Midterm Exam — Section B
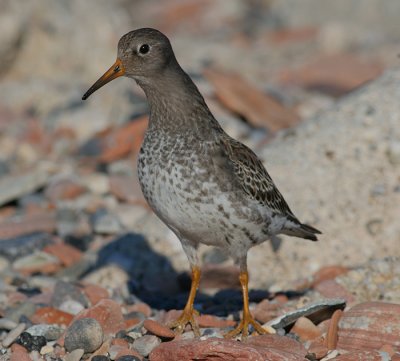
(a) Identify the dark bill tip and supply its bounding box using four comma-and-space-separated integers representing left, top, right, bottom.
81, 58, 125, 101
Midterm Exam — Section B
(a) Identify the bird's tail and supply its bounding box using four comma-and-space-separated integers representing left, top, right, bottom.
282, 222, 322, 241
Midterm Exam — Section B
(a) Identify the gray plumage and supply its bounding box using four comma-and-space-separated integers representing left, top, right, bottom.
82, 28, 321, 336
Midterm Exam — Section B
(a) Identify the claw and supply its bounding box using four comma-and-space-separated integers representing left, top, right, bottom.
224, 313, 274, 339
168, 309, 200, 337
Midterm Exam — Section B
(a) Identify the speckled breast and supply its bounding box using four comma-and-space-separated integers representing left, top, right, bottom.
137, 132, 267, 249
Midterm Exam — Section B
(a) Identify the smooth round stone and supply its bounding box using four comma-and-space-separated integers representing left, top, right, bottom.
64, 318, 103, 353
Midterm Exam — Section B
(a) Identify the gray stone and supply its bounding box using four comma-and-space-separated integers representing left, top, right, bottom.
265, 298, 346, 330
2, 323, 26, 348
0, 318, 18, 331
12, 251, 59, 272
65, 348, 84, 361
0, 166, 50, 207
26, 324, 64, 341
0, 233, 54, 261
64, 318, 103, 353
51, 280, 88, 309
132, 335, 161, 357
4, 302, 36, 323
91, 209, 122, 235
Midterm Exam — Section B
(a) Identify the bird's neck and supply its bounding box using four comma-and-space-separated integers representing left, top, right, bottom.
135, 65, 222, 135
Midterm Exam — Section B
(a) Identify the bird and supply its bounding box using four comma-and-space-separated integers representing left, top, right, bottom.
82, 28, 321, 339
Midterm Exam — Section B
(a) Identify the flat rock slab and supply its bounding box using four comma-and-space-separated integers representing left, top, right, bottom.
149, 337, 307, 361
338, 302, 400, 352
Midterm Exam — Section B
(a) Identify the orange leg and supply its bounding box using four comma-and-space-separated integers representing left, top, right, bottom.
224, 270, 274, 339
168, 266, 201, 336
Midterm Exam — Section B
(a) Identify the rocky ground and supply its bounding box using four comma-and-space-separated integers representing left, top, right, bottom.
0, 0, 399, 360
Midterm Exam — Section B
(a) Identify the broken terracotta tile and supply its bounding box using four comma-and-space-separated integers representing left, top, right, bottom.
0, 212, 56, 239
312, 265, 349, 286
43, 242, 83, 267
70, 299, 126, 335
314, 280, 355, 304
109, 174, 145, 204
279, 54, 383, 97
290, 316, 321, 342
45, 179, 87, 202
31, 306, 74, 326
326, 309, 342, 350
266, 26, 318, 45
98, 116, 148, 163
196, 314, 236, 328
204, 68, 300, 131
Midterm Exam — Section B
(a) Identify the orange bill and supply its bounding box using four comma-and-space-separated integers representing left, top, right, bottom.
82, 58, 125, 100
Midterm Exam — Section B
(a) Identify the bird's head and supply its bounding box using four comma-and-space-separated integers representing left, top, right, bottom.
82, 28, 175, 100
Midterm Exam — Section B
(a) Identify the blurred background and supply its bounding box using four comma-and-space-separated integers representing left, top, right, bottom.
0, 0, 399, 297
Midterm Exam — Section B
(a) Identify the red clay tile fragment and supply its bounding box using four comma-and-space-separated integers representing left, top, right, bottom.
280, 54, 383, 97
43, 242, 83, 267
71, 299, 125, 335
314, 280, 354, 304
326, 309, 342, 350
312, 265, 349, 286
291, 317, 321, 342
45, 179, 86, 202
204, 68, 299, 131
308, 338, 329, 359
253, 299, 287, 324
0, 212, 56, 239
125, 302, 152, 318
31, 306, 74, 326
196, 314, 236, 328
143, 319, 175, 339
81, 283, 109, 306
97, 116, 148, 163
10, 343, 31, 361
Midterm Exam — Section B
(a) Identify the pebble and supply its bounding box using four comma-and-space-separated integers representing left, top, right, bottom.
92, 356, 111, 361
0, 318, 18, 330
40, 344, 54, 355
26, 324, 64, 341
0, 232, 54, 261
59, 299, 86, 315
51, 280, 88, 309
64, 318, 104, 353
92, 356, 110, 361
2, 322, 26, 348
16, 332, 47, 352
133, 334, 161, 357
65, 348, 85, 361
116, 356, 141, 361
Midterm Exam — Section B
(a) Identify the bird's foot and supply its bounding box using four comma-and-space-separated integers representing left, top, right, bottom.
168, 308, 200, 337
224, 313, 275, 340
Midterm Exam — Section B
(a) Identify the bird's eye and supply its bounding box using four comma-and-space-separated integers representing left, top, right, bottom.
139, 44, 150, 54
